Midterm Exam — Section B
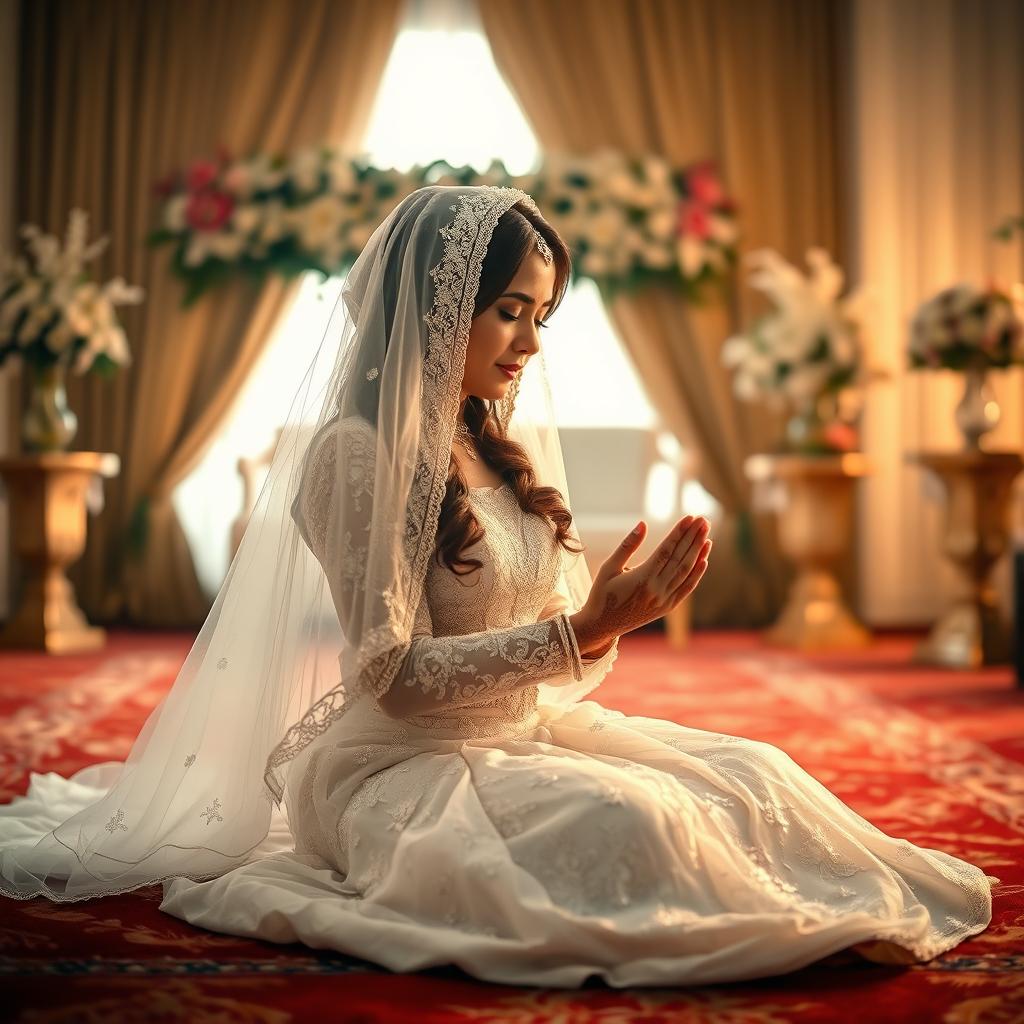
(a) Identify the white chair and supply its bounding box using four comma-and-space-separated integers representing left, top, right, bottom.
232, 424, 695, 645
558, 426, 692, 647
230, 423, 319, 560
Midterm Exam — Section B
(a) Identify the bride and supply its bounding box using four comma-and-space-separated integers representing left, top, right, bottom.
0, 185, 995, 987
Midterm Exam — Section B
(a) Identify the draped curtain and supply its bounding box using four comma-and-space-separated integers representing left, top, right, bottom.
15, 0, 404, 625
477, 0, 846, 626
842, 0, 1024, 626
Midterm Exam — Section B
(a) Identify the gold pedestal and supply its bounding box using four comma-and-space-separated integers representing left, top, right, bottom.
745, 453, 872, 651
907, 450, 1023, 668
0, 451, 120, 653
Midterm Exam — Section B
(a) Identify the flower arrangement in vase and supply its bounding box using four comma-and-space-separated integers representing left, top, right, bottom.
0, 209, 143, 451
721, 247, 885, 455
908, 281, 1024, 450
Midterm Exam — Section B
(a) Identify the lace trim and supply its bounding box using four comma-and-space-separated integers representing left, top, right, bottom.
382, 616, 577, 719
0, 821, 272, 904
263, 187, 535, 804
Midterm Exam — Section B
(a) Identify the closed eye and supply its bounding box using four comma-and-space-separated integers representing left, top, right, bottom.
500, 310, 550, 328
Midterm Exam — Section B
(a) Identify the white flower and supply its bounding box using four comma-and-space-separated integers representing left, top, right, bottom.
249, 154, 288, 192
19, 224, 61, 278
723, 246, 867, 406
721, 334, 750, 369
627, 182, 660, 209
734, 371, 761, 400
0, 208, 141, 372
258, 200, 291, 244
1, 278, 43, 330
230, 204, 262, 236
586, 206, 627, 248
184, 234, 211, 266
65, 282, 108, 335
642, 243, 674, 269
708, 213, 738, 246
163, 195, 188, 232
289, 146, 324, 193
677, 234, 706, 277
642, 155, 672, 188
581, 249, 610, 276
104, 275, 144, 306
804, 247, 844, 304
784, 364, 830, 401
71, 322, 130, 374
296, 194, 346, 254
206, 232, 246, 261
223, 162, 257, 198
646, 206, 677, 242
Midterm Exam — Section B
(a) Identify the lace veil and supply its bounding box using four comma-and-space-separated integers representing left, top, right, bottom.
0, 184, 613, 902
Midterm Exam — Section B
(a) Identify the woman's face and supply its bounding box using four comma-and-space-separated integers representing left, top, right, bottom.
461, 249, 556, 403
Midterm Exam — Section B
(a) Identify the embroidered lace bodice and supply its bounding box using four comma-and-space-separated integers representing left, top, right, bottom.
291, 416, 617, 732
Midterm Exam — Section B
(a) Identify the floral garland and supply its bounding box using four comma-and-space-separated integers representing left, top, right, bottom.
147, 147, 739, 306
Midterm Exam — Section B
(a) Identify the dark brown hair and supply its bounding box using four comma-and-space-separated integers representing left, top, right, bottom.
435, 201, 586, 575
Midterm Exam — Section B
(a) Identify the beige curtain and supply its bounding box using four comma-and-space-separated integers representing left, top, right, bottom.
16, 0, 404, 625
477, 0, 846, 626
842, 0, 1024, 627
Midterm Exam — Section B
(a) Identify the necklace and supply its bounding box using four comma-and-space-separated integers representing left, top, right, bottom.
455, 420, 478, 461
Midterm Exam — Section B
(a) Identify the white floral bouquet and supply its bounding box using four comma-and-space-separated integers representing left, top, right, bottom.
148, 146, 739, 306
722, 248, 871, 406
721, 247, 883, 453
908, 281, 1024, 371
0, 208, 144, 375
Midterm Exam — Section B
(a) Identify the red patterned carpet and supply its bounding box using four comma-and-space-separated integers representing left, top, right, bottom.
1, 628, 1022, 1023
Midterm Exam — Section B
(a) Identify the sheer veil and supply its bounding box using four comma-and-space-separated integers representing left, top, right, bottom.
0, 184, 615, 902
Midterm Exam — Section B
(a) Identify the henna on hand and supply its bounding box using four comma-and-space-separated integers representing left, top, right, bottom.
574, 517, 711, 652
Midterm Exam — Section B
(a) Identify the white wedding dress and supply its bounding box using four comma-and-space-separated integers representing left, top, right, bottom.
158, 479, 997, 987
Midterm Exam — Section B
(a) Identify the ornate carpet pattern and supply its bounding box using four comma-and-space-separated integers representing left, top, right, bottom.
1, 630, 1021, 1023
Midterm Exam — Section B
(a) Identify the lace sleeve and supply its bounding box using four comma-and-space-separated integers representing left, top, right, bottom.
290, 415, 383, 682
537, 590, 619, 668
290, 416, 588, 710
375, 586, 584, 718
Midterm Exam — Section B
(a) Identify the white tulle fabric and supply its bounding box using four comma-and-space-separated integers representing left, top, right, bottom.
0, 185, 607, 904
0, 184, 995, 987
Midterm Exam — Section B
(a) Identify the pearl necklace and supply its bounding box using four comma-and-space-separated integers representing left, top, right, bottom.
455, 420, 478, 461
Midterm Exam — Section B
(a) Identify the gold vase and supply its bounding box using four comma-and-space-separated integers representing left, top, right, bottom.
954, 364, 1000, 451
22, 362, 78, 452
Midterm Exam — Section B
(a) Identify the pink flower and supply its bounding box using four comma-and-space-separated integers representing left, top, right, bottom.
823, 422, 858, 452
677, 198, 712, 241
152, 172, 180, 199
686, 161, 725, 207
185, 189, 235, 231
187, 160, 220, 193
